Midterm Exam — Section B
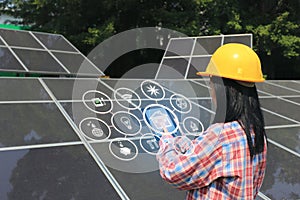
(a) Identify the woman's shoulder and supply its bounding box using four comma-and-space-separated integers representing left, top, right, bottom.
205, 121, 243, 138
196, 121, 244, 148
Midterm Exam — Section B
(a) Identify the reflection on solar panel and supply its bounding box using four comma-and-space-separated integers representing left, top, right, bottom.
155, 34, 252, 79
0, 28, 104, 76
0, 77, 299, 200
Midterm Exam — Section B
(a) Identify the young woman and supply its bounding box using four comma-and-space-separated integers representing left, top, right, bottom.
157, 43, 267, 199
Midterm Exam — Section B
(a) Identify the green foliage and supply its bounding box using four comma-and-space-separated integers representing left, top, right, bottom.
248, 11, 300, 58
83, 23, 115, 46
1, 0, 299, 78
226, 10, 242, 31
278, 35, 300, 58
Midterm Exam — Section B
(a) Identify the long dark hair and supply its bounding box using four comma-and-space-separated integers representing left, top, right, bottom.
211, 77, 266, 159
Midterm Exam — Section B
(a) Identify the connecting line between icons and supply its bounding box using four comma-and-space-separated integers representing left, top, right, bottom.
91, 79, 205, 147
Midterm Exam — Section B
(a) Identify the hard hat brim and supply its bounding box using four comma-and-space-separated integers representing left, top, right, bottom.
196, 71, 265, 82
196, 71, 210, 77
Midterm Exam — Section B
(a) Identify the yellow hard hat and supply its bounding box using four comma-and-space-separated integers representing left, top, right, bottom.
197, 43, 264, 82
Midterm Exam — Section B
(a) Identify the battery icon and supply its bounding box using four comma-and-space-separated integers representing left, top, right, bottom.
92, 97, 106, 107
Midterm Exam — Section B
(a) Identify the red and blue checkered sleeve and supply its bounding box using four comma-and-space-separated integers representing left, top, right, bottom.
156, 124, 224, 190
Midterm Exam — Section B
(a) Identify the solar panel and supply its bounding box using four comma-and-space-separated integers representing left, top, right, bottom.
0, 77, 122, 199
1, 77, 299, 199
0, 28, 104, 76
155, 34, 252, 79
0, 29, 299, 200
0, 146, 121, 199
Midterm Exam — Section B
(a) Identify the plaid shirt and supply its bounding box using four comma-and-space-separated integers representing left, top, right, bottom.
157, 121, 267, 200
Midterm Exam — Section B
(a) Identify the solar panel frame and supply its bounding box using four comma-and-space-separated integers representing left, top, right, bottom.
0, 77, 300, 199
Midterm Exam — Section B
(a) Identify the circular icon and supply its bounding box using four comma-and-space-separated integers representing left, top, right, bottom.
111, 111, 142, 136
79, 117, 111, 141
139, 133, 161, 155
141, 80, 165, 101
114, 87, 141, 110
142, 104, 179, 135
183, 117, 204, 136
170, 93, 192, 113
82, 90, 113, 114
109, 138, 138, 161
172, 136, 195, 156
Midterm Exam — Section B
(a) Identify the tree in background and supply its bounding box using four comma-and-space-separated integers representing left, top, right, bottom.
241, 0, 300, 79
193, 0, 300, 79
1, 0, 299, 78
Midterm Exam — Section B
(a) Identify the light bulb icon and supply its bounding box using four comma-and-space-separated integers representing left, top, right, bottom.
190, 121, 198, 132
120, 116, 132, 130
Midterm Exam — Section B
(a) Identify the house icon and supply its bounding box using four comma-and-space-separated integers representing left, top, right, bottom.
150, 110, 173, 130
